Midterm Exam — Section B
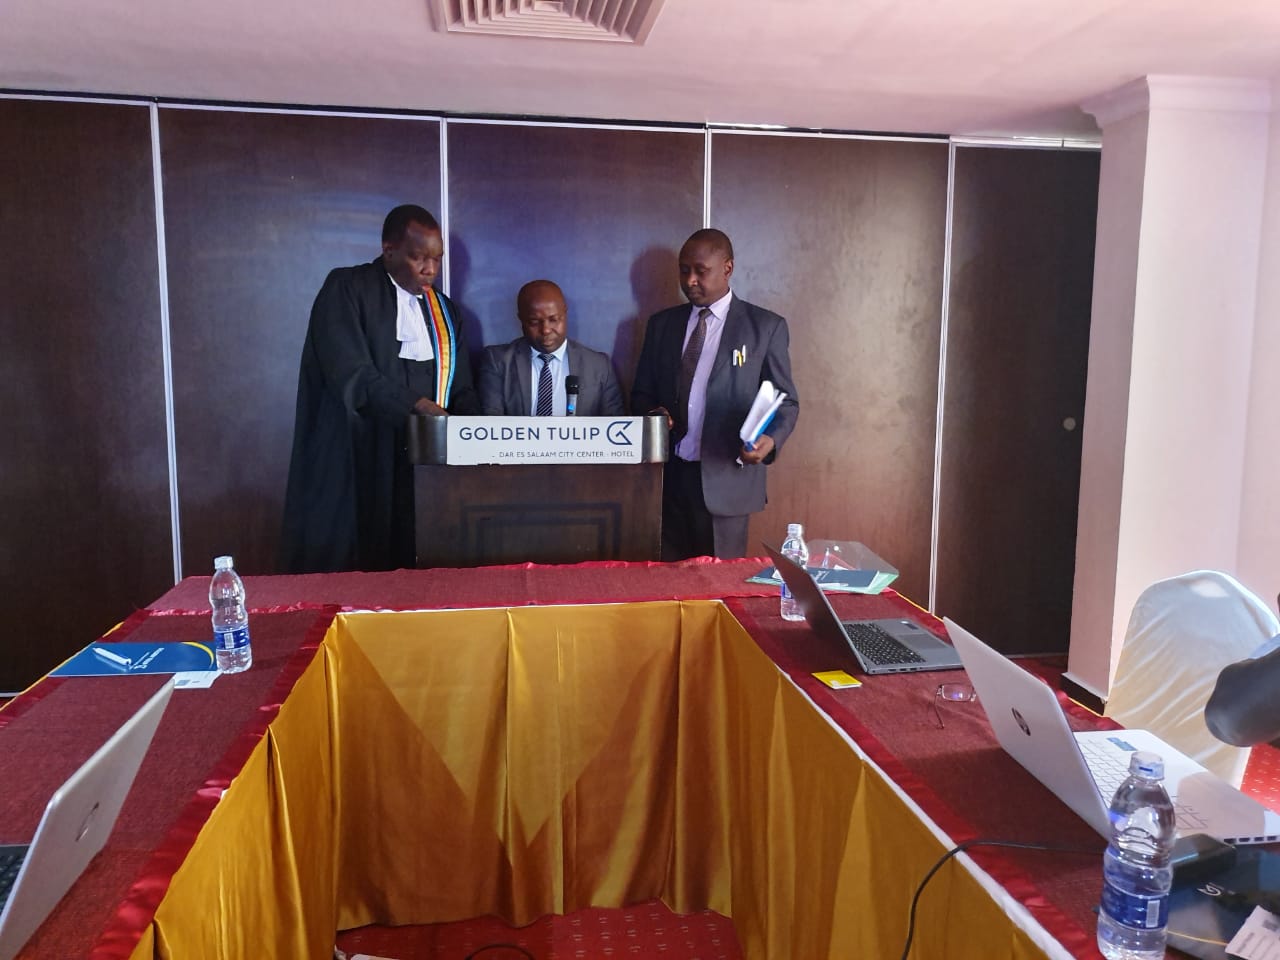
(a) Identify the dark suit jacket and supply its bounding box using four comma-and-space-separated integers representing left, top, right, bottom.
279, 258, 479, 574
1206, 640, 1280, 746
478, 337, 625, 417
631, 294, 799, 517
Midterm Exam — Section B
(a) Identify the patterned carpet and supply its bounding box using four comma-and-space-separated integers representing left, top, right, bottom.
335, 900, 743, 960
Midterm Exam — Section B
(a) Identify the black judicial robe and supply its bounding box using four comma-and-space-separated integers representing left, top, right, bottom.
278, 258, 478, 573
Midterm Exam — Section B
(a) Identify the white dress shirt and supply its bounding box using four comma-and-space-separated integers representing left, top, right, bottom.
675, 289, 732, 461
528, 339, 571, 416
389, 275, 436, 362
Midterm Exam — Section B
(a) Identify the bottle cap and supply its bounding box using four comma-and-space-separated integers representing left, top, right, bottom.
787, 523, 803, 536
214, 555, 234, 570
1128, 750, 1164, 780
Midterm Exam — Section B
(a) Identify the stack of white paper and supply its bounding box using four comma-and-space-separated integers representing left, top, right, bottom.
739, 380, 787, 450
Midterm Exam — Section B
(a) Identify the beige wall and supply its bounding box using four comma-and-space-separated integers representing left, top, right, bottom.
1238, 90, 1280, 612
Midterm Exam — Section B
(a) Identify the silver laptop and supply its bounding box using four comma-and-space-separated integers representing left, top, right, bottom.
764, 542, 963, 675
945, 617, 1280, 845
0, 678, 175, 960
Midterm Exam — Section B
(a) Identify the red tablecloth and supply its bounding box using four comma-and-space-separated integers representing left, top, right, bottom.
147, 556, 785, 614
0, 608, 335, 960
727, 594, 1106, 958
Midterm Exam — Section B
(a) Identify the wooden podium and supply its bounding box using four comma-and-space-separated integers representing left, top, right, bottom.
408, 415, 668, 567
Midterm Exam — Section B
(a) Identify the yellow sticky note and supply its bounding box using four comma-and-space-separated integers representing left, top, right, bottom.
813, 670, 861, 689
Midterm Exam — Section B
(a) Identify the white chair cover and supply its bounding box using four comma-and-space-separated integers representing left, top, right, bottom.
1105, 570, 1279, 787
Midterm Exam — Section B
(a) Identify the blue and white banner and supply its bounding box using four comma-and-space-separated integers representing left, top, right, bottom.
445, 416, 644, 465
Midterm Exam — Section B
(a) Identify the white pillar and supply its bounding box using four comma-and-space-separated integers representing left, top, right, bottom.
1238, 91, 1280, 610
1067, 76, 1272, 699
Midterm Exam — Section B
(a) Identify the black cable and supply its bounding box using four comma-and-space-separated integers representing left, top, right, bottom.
899, 838, 1098, 960
464, 945, 535, 960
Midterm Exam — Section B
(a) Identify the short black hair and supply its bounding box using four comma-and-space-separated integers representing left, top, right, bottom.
517, 279, 565, 316
382, 204, 440, 243
684, 228, 734, 261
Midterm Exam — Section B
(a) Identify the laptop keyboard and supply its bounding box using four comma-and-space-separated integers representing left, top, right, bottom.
0, 845, 28, 912
843, 621, 926, 666
1077, 738, 1209, 831
1077, 737, 1132, 797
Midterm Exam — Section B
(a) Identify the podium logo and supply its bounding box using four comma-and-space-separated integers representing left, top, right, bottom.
606, 421, 635, 446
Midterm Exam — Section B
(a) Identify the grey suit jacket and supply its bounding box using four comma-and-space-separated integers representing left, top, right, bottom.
478, 337, 625, 417
630, 294, 799, 517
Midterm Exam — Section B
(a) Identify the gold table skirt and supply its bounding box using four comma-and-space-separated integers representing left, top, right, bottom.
135, 602, 1049, 960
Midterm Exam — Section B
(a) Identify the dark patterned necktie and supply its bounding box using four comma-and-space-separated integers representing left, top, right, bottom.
677, 308, 711, 426
536, 353, 555, 416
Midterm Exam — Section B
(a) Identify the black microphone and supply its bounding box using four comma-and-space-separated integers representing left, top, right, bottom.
565, 375, 580, 416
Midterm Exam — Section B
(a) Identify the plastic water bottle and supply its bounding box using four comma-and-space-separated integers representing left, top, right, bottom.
209, 555, 253, 674
1097, 751, 1176, 959
779, 523, 809, 621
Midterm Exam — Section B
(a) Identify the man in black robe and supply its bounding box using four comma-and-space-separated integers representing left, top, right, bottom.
279, 205, 479, 573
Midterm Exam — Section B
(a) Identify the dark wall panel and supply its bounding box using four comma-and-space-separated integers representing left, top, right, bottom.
0, 100, 171, 690
711, 134, 949, 602
447, 123, 703, 397
937, 147, 1099, 654
160, 109, 441, 577
3, 96, 1102, 686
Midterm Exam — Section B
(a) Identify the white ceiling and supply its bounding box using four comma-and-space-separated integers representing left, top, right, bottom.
4, 0, 1280, 138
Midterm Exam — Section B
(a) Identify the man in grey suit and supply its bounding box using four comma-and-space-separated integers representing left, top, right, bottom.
479, 279, 625, 417
631, 228, 799, 561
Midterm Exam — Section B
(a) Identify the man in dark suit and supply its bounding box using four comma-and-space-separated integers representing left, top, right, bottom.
478, 279, 624, 417
279, 204, 479, 574
631, 228, 799, 560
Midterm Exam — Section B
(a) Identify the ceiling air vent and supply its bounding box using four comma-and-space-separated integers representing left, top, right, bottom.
428, 0, 666, 44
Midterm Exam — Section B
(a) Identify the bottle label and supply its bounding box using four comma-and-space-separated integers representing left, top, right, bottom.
1100, 878, 1168, 930
215, 627, 250, 652
781, 582, 794, 600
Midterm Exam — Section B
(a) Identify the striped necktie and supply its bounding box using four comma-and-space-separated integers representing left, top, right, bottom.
536, 353, 555, 416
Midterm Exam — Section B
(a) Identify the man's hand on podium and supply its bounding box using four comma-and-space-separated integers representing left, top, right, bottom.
413, 397, 449, 416
648, 406, 673, 430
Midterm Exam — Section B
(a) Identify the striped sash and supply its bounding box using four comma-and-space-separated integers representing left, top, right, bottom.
420, 288, 458, 406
